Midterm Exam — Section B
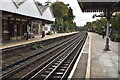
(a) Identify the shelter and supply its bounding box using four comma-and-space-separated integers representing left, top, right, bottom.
77, 0, 120, 50
78, 0, 120, 12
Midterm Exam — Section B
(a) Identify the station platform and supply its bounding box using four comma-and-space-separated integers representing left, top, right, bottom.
0, 32, 78, 49
69, 32, 119, 79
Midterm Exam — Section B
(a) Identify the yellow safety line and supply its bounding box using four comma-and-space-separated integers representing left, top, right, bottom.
0, 32, 78, 49
85, 36, 91, 80
0, 39, 40, 49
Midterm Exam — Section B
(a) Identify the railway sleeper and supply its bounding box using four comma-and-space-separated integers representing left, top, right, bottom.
55, 72, 64, 75
19, 32, 86, 79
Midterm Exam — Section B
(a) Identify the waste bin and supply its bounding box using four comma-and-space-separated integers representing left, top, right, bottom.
41, 31, 45, 38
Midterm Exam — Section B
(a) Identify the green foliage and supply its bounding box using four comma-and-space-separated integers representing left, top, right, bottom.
117, 14, 120, 28
84, 13, 120, 41
63, 15, 69, 21
51, 1, 68, 18
110, 34, 120, 41
92, 24, 97, 31
86, 22, 92, 28
18, 54, 22, 56
68, 7, 75, 20
115, 34, 120, 38
51, 1, 77, 33
111, 13, 120, 31
84, 17, 107, 33
63, 21, 69, 32
110, 34, 116, 41
32, 43, 43, 50
0, 60, 3, 63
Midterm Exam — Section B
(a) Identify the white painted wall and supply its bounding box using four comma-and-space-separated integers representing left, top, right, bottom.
44, 24, 52, 34
0, 0, 55, 22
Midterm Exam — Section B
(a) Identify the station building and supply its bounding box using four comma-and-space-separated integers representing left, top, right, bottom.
0, 0, 55, 42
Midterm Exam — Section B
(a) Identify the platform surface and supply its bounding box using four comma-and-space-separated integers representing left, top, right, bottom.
71, 32, 119, 79
0, 32, 77, 49
90, 32, 118, 78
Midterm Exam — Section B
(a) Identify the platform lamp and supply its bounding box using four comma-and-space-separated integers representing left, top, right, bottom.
93, 13, 111, 51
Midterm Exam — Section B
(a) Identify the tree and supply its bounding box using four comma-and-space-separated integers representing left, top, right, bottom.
111, 13, 120, 31
84, 17, 107, 33
51, 2, 68, 18
51, 1, 69, 32
51, 1, 77, 33
63, 21, 69, 32
68, 7, 75, 20
85, 22, 92, 30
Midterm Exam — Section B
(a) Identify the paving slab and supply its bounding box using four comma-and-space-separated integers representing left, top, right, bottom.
69, 32, 119, 79
72, 53, 88, 79
89, 32, 118, 79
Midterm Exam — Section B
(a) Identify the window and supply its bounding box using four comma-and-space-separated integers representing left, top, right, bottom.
44, 27, 48, 31
50, 27, 52, 31
3, 17, 9, 33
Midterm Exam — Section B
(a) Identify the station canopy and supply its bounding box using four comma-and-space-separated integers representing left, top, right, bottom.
77, 0, 120, 13
0, 0, 55, 22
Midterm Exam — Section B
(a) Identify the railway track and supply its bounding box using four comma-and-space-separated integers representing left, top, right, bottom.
2, 33, 77, 67
20, 32, 87, 80
1, 32, 86, 79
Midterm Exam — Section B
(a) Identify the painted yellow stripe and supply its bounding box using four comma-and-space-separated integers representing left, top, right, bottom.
0, 32, 78, 49
85, 37, 91, 80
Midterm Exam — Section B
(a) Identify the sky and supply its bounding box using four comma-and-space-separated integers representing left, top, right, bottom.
36, 0, 100, 26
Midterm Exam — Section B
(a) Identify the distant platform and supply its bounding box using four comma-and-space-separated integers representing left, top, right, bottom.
0, 32, 78, 49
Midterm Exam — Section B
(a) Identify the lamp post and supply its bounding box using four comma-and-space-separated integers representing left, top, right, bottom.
92, 10, 111, 51
104, 9, 112, 51
104, 20, 110, 50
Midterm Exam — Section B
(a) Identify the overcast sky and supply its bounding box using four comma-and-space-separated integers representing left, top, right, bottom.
36, 0, 100, 26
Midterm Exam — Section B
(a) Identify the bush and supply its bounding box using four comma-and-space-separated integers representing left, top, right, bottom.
32, 44, 43, 50
110, 34, 116, 41
110, 34, 120, 42
114, 35, 120, 42
115, 35, 120, 38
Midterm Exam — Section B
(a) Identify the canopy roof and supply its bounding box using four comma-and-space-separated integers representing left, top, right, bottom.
77, 0, 120, 12
0, 0, 55, 22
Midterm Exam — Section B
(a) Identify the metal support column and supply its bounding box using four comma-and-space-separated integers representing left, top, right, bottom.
104, 21, 110, 51
104, 9, 111, 51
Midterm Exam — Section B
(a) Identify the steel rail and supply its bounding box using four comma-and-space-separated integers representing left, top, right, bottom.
28, 33, 86, 80
61, 33, 87, 79
44, 34, 86, 80
20, 32, 84, 80
2, 32, 82, 79
2, 33, 78, 71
